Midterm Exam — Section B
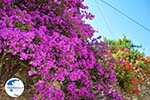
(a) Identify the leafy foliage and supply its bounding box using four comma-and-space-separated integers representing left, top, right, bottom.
104, 36, 150, 95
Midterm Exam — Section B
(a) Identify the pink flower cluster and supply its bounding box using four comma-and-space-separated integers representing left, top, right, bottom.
0, 0, 125, 100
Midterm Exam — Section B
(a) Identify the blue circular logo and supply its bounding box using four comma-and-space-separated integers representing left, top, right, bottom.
5, 78, 24, 97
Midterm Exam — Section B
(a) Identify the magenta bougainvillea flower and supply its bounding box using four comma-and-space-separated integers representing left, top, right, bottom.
0, 0, 125, 100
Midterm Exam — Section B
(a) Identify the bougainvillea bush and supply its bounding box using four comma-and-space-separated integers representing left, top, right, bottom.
104, 36, 150, 96
0, 0, 126, 100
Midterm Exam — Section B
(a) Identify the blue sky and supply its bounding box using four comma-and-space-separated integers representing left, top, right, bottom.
84, 0, 150, 56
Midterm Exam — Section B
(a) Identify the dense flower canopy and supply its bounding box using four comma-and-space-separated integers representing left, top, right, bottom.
0, 0, 125, 100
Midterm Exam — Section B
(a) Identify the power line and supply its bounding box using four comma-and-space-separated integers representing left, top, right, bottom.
95, 0, 113, 37
99, 0, 150, 33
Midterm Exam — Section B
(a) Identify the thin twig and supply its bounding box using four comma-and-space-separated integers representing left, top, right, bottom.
19, 61, 30, 70
0, 52, 7, 62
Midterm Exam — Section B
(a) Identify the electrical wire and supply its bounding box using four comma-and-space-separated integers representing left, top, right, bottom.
99, 0, 150, 33
95, 0, 113, 38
